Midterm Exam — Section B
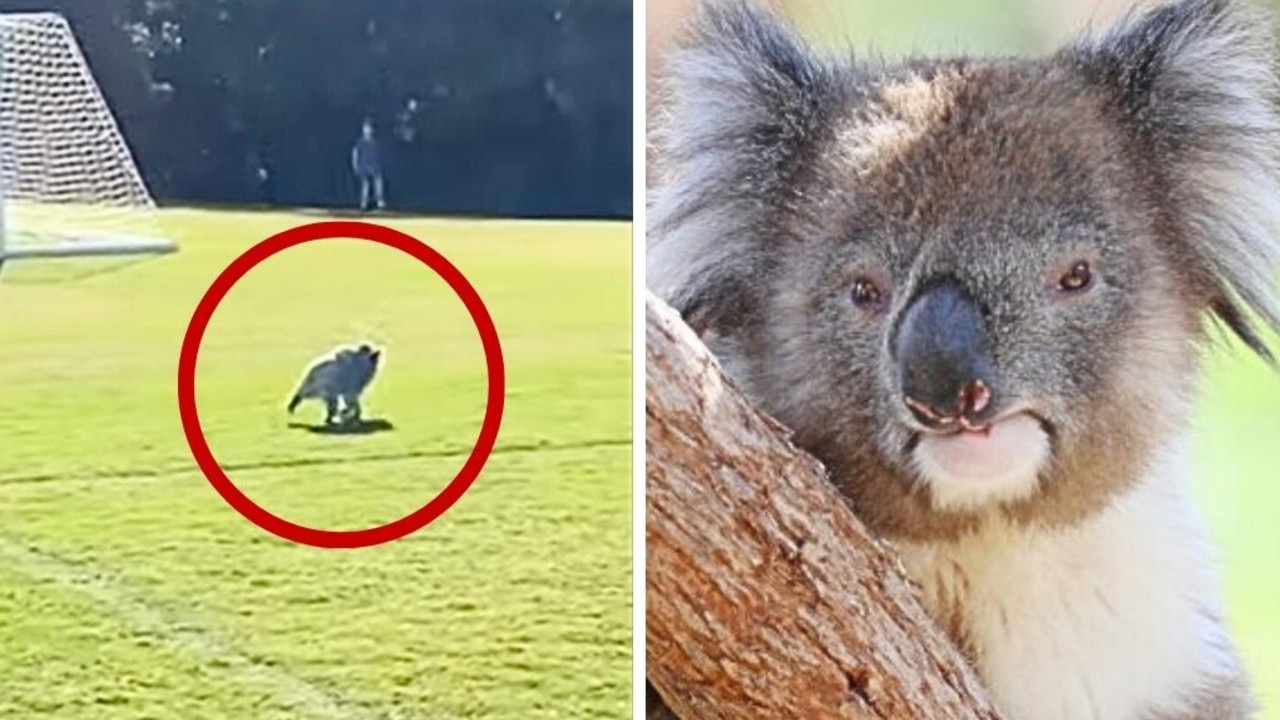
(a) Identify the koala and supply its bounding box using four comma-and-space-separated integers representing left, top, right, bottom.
647, 0, 1280, 719
287, 342, 382, 425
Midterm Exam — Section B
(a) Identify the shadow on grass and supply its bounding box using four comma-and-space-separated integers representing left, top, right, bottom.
287, 418, 395, 436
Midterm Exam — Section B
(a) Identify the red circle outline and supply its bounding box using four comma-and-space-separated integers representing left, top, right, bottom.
177, 220, 505, 549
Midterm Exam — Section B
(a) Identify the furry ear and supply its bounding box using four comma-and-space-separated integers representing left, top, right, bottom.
1068, 0, 1280, 361
647, 0, 836, 335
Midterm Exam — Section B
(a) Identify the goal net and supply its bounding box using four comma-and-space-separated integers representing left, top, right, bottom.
0, 12, 174, 271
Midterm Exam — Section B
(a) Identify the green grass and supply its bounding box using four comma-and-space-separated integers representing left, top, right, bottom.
0, 208, 633, 719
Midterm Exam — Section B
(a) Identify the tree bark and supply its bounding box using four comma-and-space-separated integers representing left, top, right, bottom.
644, 291, 1005, 720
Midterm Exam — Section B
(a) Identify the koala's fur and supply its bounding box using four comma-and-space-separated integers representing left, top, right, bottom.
287, 343, 382, 425
648, 0, 1280, 718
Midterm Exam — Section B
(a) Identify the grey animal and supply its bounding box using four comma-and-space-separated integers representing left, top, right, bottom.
287, 343, 382, 425
648, 1, 1279, 718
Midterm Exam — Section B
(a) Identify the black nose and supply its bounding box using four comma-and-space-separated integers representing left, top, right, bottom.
892, 279, 995, 429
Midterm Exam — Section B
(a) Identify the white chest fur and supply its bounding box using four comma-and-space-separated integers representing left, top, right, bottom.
895, 443, 1243, 720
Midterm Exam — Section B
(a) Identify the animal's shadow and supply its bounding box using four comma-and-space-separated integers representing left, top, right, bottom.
287, 418, 395, 436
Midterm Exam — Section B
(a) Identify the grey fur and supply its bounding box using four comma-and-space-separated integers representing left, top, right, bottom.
287, 343, 382, 425
648, 0, 1278, 717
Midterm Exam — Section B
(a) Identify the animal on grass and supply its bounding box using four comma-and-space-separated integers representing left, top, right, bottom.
287, 342, 382, 426
648, 0, 1279, 718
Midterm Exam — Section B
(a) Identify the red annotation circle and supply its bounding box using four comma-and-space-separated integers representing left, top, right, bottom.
177, 220, 505, 549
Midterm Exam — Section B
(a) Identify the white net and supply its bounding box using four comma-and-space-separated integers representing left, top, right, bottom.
0, 12, 173, 262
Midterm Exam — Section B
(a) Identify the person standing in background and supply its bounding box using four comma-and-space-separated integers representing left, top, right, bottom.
352, 118, 386, 212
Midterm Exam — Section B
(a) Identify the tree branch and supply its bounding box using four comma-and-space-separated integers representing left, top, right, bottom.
645, 290, 1004, 720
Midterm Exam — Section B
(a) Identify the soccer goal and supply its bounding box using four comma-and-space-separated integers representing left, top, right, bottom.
0, 12, 174, 275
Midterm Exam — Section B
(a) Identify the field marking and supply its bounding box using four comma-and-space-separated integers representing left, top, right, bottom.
0, 436, 630, 487
0, 536, 377, 720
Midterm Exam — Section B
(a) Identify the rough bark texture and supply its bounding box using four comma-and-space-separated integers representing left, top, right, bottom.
645, 291, 1004, 720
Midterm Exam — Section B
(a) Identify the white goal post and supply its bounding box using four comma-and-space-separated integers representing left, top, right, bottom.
0, 12, 175, 273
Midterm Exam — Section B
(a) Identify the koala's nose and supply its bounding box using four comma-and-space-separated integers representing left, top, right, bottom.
892, 279, 996, 429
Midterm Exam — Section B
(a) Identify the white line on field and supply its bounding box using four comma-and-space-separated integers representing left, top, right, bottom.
0, 537, 374, 720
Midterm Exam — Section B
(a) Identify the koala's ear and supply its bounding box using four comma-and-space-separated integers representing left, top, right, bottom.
657, 0, 828, 148
648, 0, 838, 335
1067, 0, 1280, 361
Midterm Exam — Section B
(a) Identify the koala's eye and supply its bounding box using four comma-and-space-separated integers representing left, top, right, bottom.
1057, 260, 1093, 293
850, 277, 884, 307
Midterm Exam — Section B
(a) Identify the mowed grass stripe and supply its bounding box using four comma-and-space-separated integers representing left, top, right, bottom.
0, 538, 370, 720
0, 434, 630, 487
0, 449, 632, 719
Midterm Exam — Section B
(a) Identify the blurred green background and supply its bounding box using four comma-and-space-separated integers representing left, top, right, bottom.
784, 0, 1280, 56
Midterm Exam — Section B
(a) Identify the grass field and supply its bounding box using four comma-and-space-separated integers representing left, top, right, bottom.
0, 208, 632, 719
